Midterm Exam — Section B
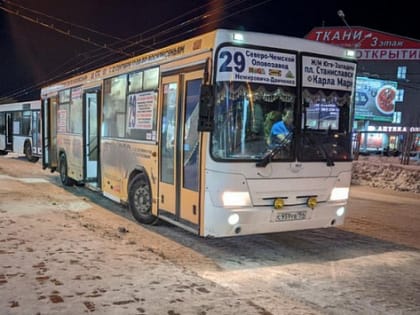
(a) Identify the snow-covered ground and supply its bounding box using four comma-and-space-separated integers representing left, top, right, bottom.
1, 153, 419, 315
352, 156, 420, 194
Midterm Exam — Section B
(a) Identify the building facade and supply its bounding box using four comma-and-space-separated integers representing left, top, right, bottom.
306, 26, 420, 157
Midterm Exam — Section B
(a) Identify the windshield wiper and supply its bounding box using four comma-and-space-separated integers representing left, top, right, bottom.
256, 134, 292, 168
319, 144, 335, 167
256, 146, 281, 168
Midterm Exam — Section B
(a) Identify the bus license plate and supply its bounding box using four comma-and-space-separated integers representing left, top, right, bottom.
275, 211, 306, 222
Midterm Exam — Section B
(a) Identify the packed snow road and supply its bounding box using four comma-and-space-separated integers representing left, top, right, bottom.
153, 187, 420, 315
1, 153, 419, 314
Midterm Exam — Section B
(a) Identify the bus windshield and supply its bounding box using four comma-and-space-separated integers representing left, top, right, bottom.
211, 81, 296, 161
299, 87, 353, 163
211, 47, 356, 164
211, 83, 353, 163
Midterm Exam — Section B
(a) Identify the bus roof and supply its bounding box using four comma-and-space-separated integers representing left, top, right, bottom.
41, 29, 355, 97
0, 100, 41, 111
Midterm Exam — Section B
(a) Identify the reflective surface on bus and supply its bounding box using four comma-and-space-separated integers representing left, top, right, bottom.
212, 82, 296, 161
211, 83, 353, 164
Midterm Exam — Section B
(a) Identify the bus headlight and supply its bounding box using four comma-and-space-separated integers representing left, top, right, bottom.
330, 187, 349, 201
222, 191, 251, 207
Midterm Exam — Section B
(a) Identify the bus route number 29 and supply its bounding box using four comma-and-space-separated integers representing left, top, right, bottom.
218, 51, 245, 73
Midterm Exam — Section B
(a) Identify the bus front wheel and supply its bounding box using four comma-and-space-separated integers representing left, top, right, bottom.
128, 174, 158, 225
59, 154, 74, 186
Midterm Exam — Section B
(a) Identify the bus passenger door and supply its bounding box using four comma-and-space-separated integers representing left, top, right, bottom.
31, 110, 42, 156
158, 70, 203, 228
83, 90, 100, 185
159, 76, 178, 217
41, 98, 58, 170
5, 113, 13, 151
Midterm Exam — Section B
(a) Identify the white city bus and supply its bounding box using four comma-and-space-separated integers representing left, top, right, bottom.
41, 29, 357, 237
0, 100, 41, 162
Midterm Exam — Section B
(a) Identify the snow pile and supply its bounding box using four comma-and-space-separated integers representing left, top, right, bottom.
351, 156, 420, 194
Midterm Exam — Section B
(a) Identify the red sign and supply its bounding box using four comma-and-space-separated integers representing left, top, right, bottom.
306, 27, 420, 60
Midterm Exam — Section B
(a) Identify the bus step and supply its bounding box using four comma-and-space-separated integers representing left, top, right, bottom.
85, 182, 101, 192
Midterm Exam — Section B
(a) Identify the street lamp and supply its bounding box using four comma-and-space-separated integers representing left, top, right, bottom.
337, 10, 351, 31
337, 10, 372, 48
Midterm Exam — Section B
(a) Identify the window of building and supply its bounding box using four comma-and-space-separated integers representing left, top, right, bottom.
395, 89, 404, 102
397, 66, 407, 80
392, 111, 401, 124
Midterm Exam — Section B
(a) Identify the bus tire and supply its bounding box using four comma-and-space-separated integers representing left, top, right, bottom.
0, 150, 8, 156
128, 173, 158, 225
24, 142, 39, 163
59, 154, 74, 186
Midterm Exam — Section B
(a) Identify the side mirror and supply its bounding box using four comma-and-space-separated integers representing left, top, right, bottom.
198, 84, 214, 132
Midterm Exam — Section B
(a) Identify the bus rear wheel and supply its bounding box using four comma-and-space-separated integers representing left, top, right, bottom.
59, 154, 74, 186
24, 142, 39, 162
128, 174, 158, 225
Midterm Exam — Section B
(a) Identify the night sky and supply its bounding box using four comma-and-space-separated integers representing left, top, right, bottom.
1, 0, 418, 101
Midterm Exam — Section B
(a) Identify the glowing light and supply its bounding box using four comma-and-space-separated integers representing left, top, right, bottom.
222, 191, 251, 207
330, 187, 349, 201
336, 207, 345, 217
228, 213, 240, 225
346, 49, 355, 58
233, 33, 244, 41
